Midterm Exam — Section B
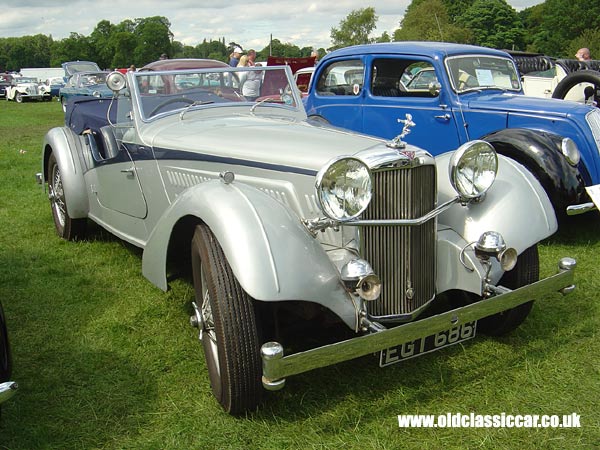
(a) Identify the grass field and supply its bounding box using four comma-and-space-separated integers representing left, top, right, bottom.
0, 99, 598, 449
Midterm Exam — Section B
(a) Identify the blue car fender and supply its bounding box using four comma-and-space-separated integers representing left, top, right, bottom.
482, 128, 586, 215
142, 179, 358, 328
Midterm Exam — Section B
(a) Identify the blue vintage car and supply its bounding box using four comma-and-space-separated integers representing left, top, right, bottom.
58, 71, 112, 112
304, 42, 600, 219
45, 77, 66, 98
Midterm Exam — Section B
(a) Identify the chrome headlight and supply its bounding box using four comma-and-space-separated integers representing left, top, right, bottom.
315, 157, 372, 221
92, 91, 101, 98
449, 140, 498, 199
561, 138, 580, 166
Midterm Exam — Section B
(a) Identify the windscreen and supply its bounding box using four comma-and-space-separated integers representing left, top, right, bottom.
133, 66, 300, 120
446, 55, 521, 93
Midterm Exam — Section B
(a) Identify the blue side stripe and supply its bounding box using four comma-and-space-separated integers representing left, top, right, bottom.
143, 145, 318, 176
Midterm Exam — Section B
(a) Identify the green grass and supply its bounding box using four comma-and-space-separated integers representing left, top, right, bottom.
0, 99, 599, 449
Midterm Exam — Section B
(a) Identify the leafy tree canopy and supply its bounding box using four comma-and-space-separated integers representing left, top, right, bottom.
457, 0, 524, 49
1, 3, 600, 72
394, 0, 472, 43
330, 7, 378, 50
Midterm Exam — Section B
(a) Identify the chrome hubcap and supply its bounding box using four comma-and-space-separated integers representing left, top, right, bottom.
50, 166, 66, 227
190, 262, 220, 377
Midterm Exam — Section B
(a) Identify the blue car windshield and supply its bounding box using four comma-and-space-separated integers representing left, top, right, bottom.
445, 55, 521, 93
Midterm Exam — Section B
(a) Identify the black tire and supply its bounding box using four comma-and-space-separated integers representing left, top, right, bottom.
478, 245, 539, 336
191, 224, 262, 415
47, 153, 86, 240
15, 92, 23, 103
552, 70, 600, 103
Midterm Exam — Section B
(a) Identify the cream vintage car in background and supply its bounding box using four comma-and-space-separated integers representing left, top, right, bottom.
6, 76, 52, 102
511, 52, 600, 104
39, 59, 576, 414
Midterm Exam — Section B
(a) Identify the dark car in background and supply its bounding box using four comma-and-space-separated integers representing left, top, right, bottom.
0, 73, 13, 98
0, 299, 17, 414
304, 42, 600, 220
45, 77, 66, 98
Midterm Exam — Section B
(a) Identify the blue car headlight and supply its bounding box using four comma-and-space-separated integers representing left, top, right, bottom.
561, 138, 580, 166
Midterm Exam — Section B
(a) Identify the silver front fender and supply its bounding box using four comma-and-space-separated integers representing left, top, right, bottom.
42, 127, 89, 218
436, 152, 557, 255
142, 180, 358, 329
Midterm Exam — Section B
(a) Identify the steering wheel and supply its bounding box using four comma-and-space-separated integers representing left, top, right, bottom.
149, 97, 195, 116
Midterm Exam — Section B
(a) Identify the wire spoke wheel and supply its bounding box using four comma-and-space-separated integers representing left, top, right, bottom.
191, 224, 262, 414
47, 153, 86, 240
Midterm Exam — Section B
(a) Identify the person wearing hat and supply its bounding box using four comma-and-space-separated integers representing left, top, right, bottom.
229, 47, 243, 67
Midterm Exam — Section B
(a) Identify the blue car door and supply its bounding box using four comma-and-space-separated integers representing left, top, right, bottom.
306, 58, 366, 132
361, 56, 462, 154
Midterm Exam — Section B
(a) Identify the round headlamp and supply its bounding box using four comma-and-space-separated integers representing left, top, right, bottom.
315, 157, 372, 221
449, 140, 498, 199
561, 138, 580, 166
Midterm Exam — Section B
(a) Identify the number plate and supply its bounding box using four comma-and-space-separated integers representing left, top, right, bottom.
379, 321, 477, 367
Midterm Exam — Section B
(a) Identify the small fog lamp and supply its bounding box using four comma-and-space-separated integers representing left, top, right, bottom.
474, 231, 517, 271
341, 259, 382, 301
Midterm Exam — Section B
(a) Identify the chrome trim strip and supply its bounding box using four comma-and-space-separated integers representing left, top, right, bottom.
566, 202, 597, 216
349, 197, 459, 227
261, 259, 575, 387
369, 295, 436, 323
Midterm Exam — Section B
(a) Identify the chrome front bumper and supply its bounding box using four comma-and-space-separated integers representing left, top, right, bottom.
0, 381, 18, 404
567, 184, 600, 215
261, 257, 576, 390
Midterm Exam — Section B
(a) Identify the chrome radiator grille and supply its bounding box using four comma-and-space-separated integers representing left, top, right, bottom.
362, 164, 436, 320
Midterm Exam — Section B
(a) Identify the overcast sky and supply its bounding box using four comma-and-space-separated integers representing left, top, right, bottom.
0, 1, 545, 51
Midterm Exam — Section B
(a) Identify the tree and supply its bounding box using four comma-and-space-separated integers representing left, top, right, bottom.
90, 20, 115, 70
109, 32, 137, 68
50, 33, 92, 67
394, 0, 472, 43
525, 0, 600, 57
376, 31, 391, 43
567, 28, 600, 62
133, 16, 173, 66
257, 39, 303, 59
330, 7, 378, 50
518, 3, 547, 52
457, 0, 524, 49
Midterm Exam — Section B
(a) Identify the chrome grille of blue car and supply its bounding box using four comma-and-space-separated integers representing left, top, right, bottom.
362, 164, 437, 322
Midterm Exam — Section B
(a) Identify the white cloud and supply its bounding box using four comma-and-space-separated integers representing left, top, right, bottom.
0, 1, 545, 50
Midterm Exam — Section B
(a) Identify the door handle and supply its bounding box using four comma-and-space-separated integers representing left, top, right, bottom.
120, 167, 135, 175
434, 113, 451, 121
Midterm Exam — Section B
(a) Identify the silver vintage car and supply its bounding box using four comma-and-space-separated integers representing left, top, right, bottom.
40, 59, 576, 415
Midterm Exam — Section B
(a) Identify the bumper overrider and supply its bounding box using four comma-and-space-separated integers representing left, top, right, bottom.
567, 184, 600, 215
261, 257, 576, 390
